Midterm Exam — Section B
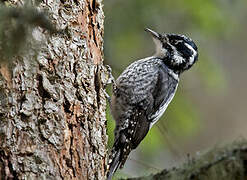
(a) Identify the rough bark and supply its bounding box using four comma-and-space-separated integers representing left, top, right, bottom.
124, 139, 247, 180
0, 0, 108, 179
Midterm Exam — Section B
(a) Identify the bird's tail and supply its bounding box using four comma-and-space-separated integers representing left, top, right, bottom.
107, 148, 121, 180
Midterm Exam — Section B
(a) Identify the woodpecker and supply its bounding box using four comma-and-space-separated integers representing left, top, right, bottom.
107, 28, 198, 180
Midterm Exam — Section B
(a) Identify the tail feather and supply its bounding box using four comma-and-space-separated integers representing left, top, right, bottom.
107, 149, 121, 180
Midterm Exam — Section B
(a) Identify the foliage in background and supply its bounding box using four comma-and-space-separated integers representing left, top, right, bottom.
104, 0, 244, 177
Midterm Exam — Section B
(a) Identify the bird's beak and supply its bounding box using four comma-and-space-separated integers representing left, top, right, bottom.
145, 28, 161, 40
145, 28, 166, 58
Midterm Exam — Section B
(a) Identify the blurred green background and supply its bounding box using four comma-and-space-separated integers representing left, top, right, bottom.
104, 0, 247, 178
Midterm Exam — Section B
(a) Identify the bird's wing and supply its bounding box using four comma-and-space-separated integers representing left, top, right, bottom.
108, 59, 178, 175
109, 59, 161, 172
109, 107, 150, 171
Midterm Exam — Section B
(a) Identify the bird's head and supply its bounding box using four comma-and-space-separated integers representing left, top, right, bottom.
145, 28, 198, 74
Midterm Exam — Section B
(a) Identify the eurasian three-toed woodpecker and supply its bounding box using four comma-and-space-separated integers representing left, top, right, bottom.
107, 28, 198, 180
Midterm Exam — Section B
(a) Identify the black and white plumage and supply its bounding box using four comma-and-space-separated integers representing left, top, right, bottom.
107, 28, 198, 180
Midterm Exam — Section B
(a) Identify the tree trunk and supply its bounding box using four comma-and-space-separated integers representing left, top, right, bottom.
0, 0, 108, 179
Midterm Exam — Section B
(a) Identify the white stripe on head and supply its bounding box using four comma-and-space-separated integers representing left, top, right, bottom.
184, 43, 197, 65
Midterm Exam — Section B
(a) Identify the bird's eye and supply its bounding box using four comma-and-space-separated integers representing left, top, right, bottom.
163, 43, 173, 52
170, 39, 176, 44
